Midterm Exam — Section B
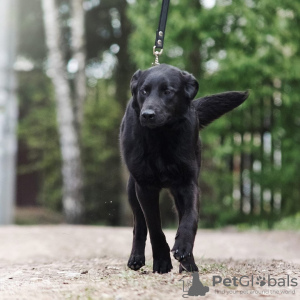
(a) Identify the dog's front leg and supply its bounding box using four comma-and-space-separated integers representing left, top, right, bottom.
170, 182, 199, 272
127, 175, 148, 271
135, 183, 173, 274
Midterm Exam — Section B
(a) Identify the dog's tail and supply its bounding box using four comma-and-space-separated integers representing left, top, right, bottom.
193, 91, 249, 130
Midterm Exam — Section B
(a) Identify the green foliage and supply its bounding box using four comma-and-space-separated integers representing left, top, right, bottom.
18, 71, 123, 224
18, 71, 62, 210
235, 212, 300, 231
82, 80, 122, 224
274, 213, 300, 231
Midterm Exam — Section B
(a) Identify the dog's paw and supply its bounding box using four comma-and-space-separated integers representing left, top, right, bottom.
171, 240, 193, 262
178, 254, 198, 273
153, 256, 173, 274
127, 254, 145, 271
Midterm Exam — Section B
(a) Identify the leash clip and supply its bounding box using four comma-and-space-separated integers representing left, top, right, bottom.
152, 46, 163, 66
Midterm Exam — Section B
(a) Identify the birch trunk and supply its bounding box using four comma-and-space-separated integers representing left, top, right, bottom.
0, 0, 18, 224
70, 0, 87, 129
42, 0, 84, 223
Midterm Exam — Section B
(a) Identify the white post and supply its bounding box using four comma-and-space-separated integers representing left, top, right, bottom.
0, 0, 18, 224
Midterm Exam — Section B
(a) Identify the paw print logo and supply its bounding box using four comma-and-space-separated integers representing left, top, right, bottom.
256, 276, 267, 286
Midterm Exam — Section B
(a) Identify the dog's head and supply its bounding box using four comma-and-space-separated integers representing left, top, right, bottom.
130, 64, 199, 128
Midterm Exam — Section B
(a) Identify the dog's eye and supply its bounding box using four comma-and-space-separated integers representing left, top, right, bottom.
164, 89, 172, 96
140, 89, 148, 96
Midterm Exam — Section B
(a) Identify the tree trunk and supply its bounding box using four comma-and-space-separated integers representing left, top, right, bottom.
0, 0, 18, 225
70, 0, 87, 129
114, 0, 135, 226
42, 0, 84, 223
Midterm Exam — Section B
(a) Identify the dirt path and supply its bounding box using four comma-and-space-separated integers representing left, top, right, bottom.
0, 226, 300, 299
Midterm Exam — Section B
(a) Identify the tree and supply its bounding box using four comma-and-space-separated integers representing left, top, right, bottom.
70, 0, 87, 129
0, 0, 18, 224
41, 0, 84, 223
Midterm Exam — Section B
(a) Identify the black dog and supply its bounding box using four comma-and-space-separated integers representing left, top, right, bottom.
120, 64, 248, 274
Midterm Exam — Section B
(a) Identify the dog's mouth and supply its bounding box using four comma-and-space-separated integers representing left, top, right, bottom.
140, 119, 164, 128
140, 114, 171, 129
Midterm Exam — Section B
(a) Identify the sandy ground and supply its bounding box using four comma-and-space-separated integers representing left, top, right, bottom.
0, 225, 300, 300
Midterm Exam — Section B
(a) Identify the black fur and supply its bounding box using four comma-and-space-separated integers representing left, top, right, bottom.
120, 64, 248, 274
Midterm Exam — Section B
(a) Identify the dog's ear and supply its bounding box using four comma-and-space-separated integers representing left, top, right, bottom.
181, 71, 199, 101
130, 70, 142, 112
193, 91, 249, 129
130, 69, 142, 97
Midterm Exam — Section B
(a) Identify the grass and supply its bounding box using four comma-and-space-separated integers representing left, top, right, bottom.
14, 205, 300, 232
15, 206, 63, 225
236, 213, 300, 231
273, 212, 300, 230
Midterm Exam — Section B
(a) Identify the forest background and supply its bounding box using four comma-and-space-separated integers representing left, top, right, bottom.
4, 0, 300, 228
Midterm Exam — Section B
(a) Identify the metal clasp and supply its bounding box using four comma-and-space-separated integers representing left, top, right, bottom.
152, 46, 163, 66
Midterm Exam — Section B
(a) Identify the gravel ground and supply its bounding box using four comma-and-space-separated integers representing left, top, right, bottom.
0, 225, 300, 300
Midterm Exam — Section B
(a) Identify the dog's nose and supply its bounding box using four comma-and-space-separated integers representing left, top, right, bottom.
141, 109, 155, 120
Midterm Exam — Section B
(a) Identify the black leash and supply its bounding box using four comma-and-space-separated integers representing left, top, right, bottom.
152, 0, 170, 66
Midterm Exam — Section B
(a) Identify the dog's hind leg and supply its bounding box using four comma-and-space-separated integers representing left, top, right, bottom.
127, 175, 147, 271
170, 183, 199, 272
135, 183, 173, 274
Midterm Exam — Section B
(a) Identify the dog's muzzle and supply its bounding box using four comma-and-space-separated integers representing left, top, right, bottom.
140, 109, 157, 127
142, 109, 155, 120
